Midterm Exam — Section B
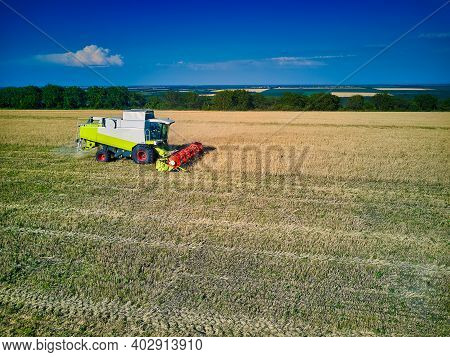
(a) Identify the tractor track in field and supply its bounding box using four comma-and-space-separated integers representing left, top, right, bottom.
1, 198, 447, 260
1, 225, 448, 277
1, 246, 445, 318
0, 282, 443, 336
1, 174, 447, 212
1, 163, 448, 194
175, 273, 448, 323
3, 224, 445, 318
0, 285, 304, 336
0, 177, 360, 207
1, 201, 444, 248
1, 227, 447, 326
1, 225, 447, 324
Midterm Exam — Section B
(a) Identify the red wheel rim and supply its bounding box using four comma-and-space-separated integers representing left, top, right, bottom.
98, 153, 106, 161
137, 150, 147, 162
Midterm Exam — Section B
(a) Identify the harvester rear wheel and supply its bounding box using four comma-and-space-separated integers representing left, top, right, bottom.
132, 145, 155, 164
96, 148, 111, 162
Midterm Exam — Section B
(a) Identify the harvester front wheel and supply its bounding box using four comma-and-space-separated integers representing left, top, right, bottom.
96, 148, 111, 162
132, 145, 154, 164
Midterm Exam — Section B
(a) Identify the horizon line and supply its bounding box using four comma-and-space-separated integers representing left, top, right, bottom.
1, 83, 450, 88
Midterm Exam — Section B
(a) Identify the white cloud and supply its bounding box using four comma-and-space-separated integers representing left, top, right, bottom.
158, 54, 353, 71
307, 54, 355, 59
418, 32, 450, 39
36, 45, 124, 67
268, 57, 323, 66
184, 59, 262, 70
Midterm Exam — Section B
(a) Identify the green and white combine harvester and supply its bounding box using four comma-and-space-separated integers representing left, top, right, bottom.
77, 109, 203, 171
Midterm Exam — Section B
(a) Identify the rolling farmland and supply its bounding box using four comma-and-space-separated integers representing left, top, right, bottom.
0, 109, 449, 336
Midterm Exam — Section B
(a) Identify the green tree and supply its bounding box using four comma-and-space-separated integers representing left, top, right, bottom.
346, 95, 364, 111
16, 86, 42, 109
277, 92, 308, 110
129, 92, 146, 108
145, 96, 163, 109
308, 93, 340, 111
371, 93, 395, 111
233, 90, 254, 110
201, 97, 213, 110
252, 93, 271, 110
182, 92, 204, 109
104, 87, 129, 109
0, 87, 23, 108
212, 90, 254, 110
212, 90, 235, 110
63, 86, 86, 109
413, 94, 438, 111
363, 100, 376, 111
42, 84, 64, 108
392, 96, 412, 111
0, 88, 10, 107
162, 91, 183, 109
86, 86, 107, 108
438, 98, 450, 111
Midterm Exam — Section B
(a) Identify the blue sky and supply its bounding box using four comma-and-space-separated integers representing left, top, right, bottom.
0, 0, 449, 85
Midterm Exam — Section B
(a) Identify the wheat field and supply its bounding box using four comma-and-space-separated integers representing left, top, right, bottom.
0, 109, 449, 336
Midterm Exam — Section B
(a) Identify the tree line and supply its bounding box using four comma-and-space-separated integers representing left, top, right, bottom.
149, 90, 449, 111
0, 85, 146, 109
0, 85, 449, 111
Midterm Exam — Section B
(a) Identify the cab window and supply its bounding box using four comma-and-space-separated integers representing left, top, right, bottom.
161, 124, 168, 140
148, 122, 162, 140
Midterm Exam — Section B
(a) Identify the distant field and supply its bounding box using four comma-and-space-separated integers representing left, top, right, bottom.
131, 84, 450, 99
0, 110, 449, 336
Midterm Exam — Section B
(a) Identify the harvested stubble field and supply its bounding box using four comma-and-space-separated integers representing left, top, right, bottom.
0, 109, 449, 336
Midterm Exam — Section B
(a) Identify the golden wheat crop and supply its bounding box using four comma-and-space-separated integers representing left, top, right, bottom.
0, 109, 448, 336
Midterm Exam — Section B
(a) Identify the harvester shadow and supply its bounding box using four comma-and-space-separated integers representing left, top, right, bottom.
201, 145, 216, 154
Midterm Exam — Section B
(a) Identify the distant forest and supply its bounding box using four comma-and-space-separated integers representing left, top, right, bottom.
0, 85, 449, 111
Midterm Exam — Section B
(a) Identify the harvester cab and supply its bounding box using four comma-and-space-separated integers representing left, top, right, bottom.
77, 109, 203, 171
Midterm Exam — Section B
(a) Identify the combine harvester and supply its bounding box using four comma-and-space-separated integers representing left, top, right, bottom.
77, 109, 203, 171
